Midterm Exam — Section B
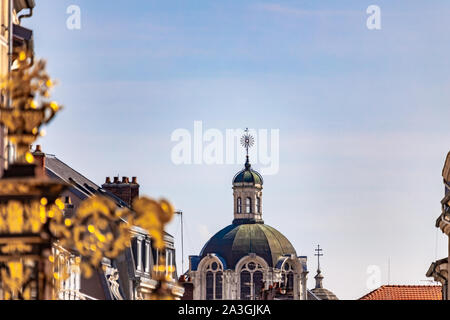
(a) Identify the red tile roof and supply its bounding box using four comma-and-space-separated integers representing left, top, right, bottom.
359, 285, 442, 300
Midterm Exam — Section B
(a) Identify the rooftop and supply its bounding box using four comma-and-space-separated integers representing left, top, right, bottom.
359, 285, 442, 300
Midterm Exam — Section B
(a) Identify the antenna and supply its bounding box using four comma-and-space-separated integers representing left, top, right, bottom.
388, 257, 391, 285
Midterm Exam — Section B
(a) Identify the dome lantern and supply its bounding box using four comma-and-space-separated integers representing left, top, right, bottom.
232, 129, 264, 224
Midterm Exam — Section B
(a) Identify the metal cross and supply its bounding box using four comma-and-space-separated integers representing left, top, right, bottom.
314, 245, 323, 272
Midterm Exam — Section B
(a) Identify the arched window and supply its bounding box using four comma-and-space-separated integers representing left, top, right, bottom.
237, 197, 242, 214
245, 198, 252, 214
282, 262, 295, 292
240, 261, 264, 300
253, 271, 264, 297
256, 197, 261, 213
206, 271, 214, 300
204, 261, 223, 300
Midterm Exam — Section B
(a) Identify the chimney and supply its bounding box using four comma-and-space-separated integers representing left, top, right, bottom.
63, 196, 75, 218
32, 145, 46, 177
130, 177, 139, 202
102, 175, 140, 206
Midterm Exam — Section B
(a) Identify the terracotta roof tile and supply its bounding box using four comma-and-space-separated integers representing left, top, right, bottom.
359, 285, 442, 300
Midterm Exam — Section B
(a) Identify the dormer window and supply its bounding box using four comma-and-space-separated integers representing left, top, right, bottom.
245, 198, 252, 214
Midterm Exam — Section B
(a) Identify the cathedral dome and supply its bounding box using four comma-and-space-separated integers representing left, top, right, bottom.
200, 223, 296, 269
232, 157, 263, 186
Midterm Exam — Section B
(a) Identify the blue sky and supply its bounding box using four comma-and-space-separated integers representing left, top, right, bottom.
25, 1, 450, 299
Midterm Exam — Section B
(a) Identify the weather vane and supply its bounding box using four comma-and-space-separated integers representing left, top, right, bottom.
240, 128, 255, 158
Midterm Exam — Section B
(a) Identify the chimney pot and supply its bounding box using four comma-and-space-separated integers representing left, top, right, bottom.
32, 144, 46, 177
105, 177, 111, 184
103, 174, 139, 207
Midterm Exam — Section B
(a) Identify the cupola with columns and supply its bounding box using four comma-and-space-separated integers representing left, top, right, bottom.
232, 156, 264, 224
232, 129, 264, 224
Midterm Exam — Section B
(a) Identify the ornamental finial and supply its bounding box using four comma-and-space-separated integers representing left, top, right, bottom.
240, 128, 254, 168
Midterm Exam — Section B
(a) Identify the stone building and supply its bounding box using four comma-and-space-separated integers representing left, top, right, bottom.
187, 156, 309, 300
426, 152, 450, 300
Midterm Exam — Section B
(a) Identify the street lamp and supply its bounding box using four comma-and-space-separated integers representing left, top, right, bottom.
0, 48, 68, 300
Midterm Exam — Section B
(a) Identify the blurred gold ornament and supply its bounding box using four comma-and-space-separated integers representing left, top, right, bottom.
131, 197, 174, 250
57, 196, 132, 278
0, 48, 62, 164
1, 260, 33, 300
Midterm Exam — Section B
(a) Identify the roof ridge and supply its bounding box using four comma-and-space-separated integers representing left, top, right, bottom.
47, 156, 100, 188
382, 285, 442, 288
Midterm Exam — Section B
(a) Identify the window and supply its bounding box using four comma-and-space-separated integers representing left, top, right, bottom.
204, 260, 223, 300
144, 240, 151, 274
215, 271, 223, 299
239, 261, 264, 300
237, 197, 242, 214
53, 246, 81, 300
253, 271, 264, 297
282, 262, 295, 292
240, 271, 251, 300
245, 198, 252, 214
206, 272, 214, 300
256, 197, 261, 213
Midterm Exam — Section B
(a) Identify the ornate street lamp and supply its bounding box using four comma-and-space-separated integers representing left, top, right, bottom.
0, 47, 68, 300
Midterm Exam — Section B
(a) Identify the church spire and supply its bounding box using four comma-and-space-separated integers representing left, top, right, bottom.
314, 245, 324, 289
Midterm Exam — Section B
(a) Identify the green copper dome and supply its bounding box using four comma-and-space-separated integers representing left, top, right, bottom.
200, 223, 297, 269
232, 157, 264, 185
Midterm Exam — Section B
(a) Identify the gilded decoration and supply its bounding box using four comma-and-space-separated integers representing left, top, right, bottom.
0, 48, 62, 164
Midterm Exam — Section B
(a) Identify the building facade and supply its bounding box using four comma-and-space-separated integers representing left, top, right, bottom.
187, 156, 309, 300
